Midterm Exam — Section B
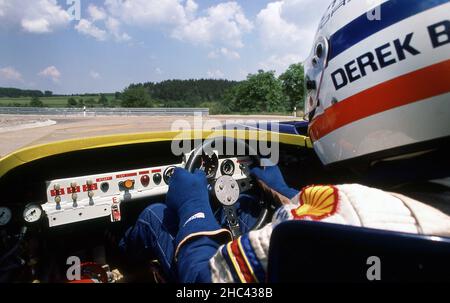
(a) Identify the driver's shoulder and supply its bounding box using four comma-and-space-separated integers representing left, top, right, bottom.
284, 183, 450, 236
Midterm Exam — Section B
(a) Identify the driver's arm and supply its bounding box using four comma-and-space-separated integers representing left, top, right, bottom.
173, 166, 450, 283
250, 165, 299, 205
166, 168, 232, 282
168, 165, 298, 283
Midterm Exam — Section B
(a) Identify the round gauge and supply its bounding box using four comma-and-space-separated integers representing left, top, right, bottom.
0, 207, 12, 226
200, 153, 219, 178
23, 204, 43, 224
163, 166, 177, 184
220, 159, 235, 176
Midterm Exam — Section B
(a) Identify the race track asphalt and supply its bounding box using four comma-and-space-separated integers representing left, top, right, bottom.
0, 114, 299, 157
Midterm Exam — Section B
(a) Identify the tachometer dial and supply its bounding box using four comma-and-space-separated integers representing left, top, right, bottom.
200, 153, 219, 178
163, 166, 177, 184
23, 204, 43, 223
220, 159, 235, 176
0, 207, 12, 226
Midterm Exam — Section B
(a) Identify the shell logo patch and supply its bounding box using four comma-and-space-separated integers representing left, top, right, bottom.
291, 185, 338, 220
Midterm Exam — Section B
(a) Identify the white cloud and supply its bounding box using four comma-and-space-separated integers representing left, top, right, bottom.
81, 1, 252, 51
75, 4, 130, 43
105, 17, 131, 42
256, 0, 329, 73
75, 19, 107, 41
88, 4, 107, 22
0, 0, 71, 33
257, 1, 312, 55
96, 1, 252, 52
207, 52, 219, 59
75, 4, 131, 42
0, 66, 23, 81
185, 0, 198, 19
10, 0, 252, 52
0, 0, 129, 42
90, 70, 101, 79
172, 2, 253, 49
259, 53, 302, 75
155, 68, 163, 75
208, 48, 240, 60
38, 65, 61, 82
207, 69, 225, 79
0, 0, 5, 17
278, 0, 329, 29
105, 0, 188, 26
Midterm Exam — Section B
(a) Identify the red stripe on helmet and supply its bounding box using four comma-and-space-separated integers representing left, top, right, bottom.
309, 59, 450, 141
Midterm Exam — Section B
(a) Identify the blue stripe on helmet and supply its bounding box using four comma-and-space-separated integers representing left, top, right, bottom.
329, 0, 449, 61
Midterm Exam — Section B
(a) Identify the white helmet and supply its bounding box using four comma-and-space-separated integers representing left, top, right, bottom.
304, 0, 450, 166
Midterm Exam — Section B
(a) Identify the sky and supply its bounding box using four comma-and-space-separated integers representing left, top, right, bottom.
0, 0, 331, 94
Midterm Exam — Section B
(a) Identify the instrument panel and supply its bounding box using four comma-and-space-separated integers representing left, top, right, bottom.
0, 155, 252, 228
42, 163, 183, 227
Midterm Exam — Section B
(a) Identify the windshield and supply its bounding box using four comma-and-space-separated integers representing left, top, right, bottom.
0, 1, 329, 157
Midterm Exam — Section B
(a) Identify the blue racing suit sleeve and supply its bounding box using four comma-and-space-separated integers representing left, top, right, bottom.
176, 236, 222, 283
166, 168, 232, 282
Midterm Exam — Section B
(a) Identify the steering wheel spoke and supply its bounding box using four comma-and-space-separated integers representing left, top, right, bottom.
184, 137, 269, 234
222, 205, 241, 238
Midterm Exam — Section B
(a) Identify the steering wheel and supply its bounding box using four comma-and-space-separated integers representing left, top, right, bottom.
185, 137, 269, 238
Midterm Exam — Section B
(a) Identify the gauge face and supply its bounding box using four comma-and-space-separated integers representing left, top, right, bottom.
200, 153, 219, 179
0, 207, 12, 226
220, 159, 235, 176
163, 166, 177, 184
23, 204, 42, 223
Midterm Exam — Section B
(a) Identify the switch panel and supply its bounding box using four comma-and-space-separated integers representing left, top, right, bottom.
43, 163, 182, 227
42, 156, 251, 228
45, 164, 182, 205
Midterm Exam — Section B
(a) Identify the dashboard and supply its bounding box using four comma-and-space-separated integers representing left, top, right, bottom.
0, 151, 253, 229
0, 138, 318, 233
0, 136, 319, 282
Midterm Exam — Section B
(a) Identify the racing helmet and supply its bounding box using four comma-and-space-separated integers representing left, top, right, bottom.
304, 0, 450, 166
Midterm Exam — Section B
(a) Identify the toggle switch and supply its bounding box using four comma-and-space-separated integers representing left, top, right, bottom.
55, 195, 61, 210
86, 180, 95, 205
69, 182, 79, 207
72, 193, 78, 207
53, 183, 63, 210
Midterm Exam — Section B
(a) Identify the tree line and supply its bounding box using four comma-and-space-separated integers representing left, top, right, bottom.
0, 88, 53, 98
226, 63, 304, 113
1, 94, 114, 108
0, 63, 305, 114
121, 63, 305, 114
66, 94, 110, 108
121, 79, 239, 109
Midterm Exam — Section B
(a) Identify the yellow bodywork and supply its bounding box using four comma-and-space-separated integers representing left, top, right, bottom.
0, 129, 312, 178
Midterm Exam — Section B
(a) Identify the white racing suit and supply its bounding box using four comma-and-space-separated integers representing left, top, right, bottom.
208, 184, 450, 283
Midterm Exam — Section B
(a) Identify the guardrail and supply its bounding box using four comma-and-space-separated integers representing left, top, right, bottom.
0, 107, 209, 116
